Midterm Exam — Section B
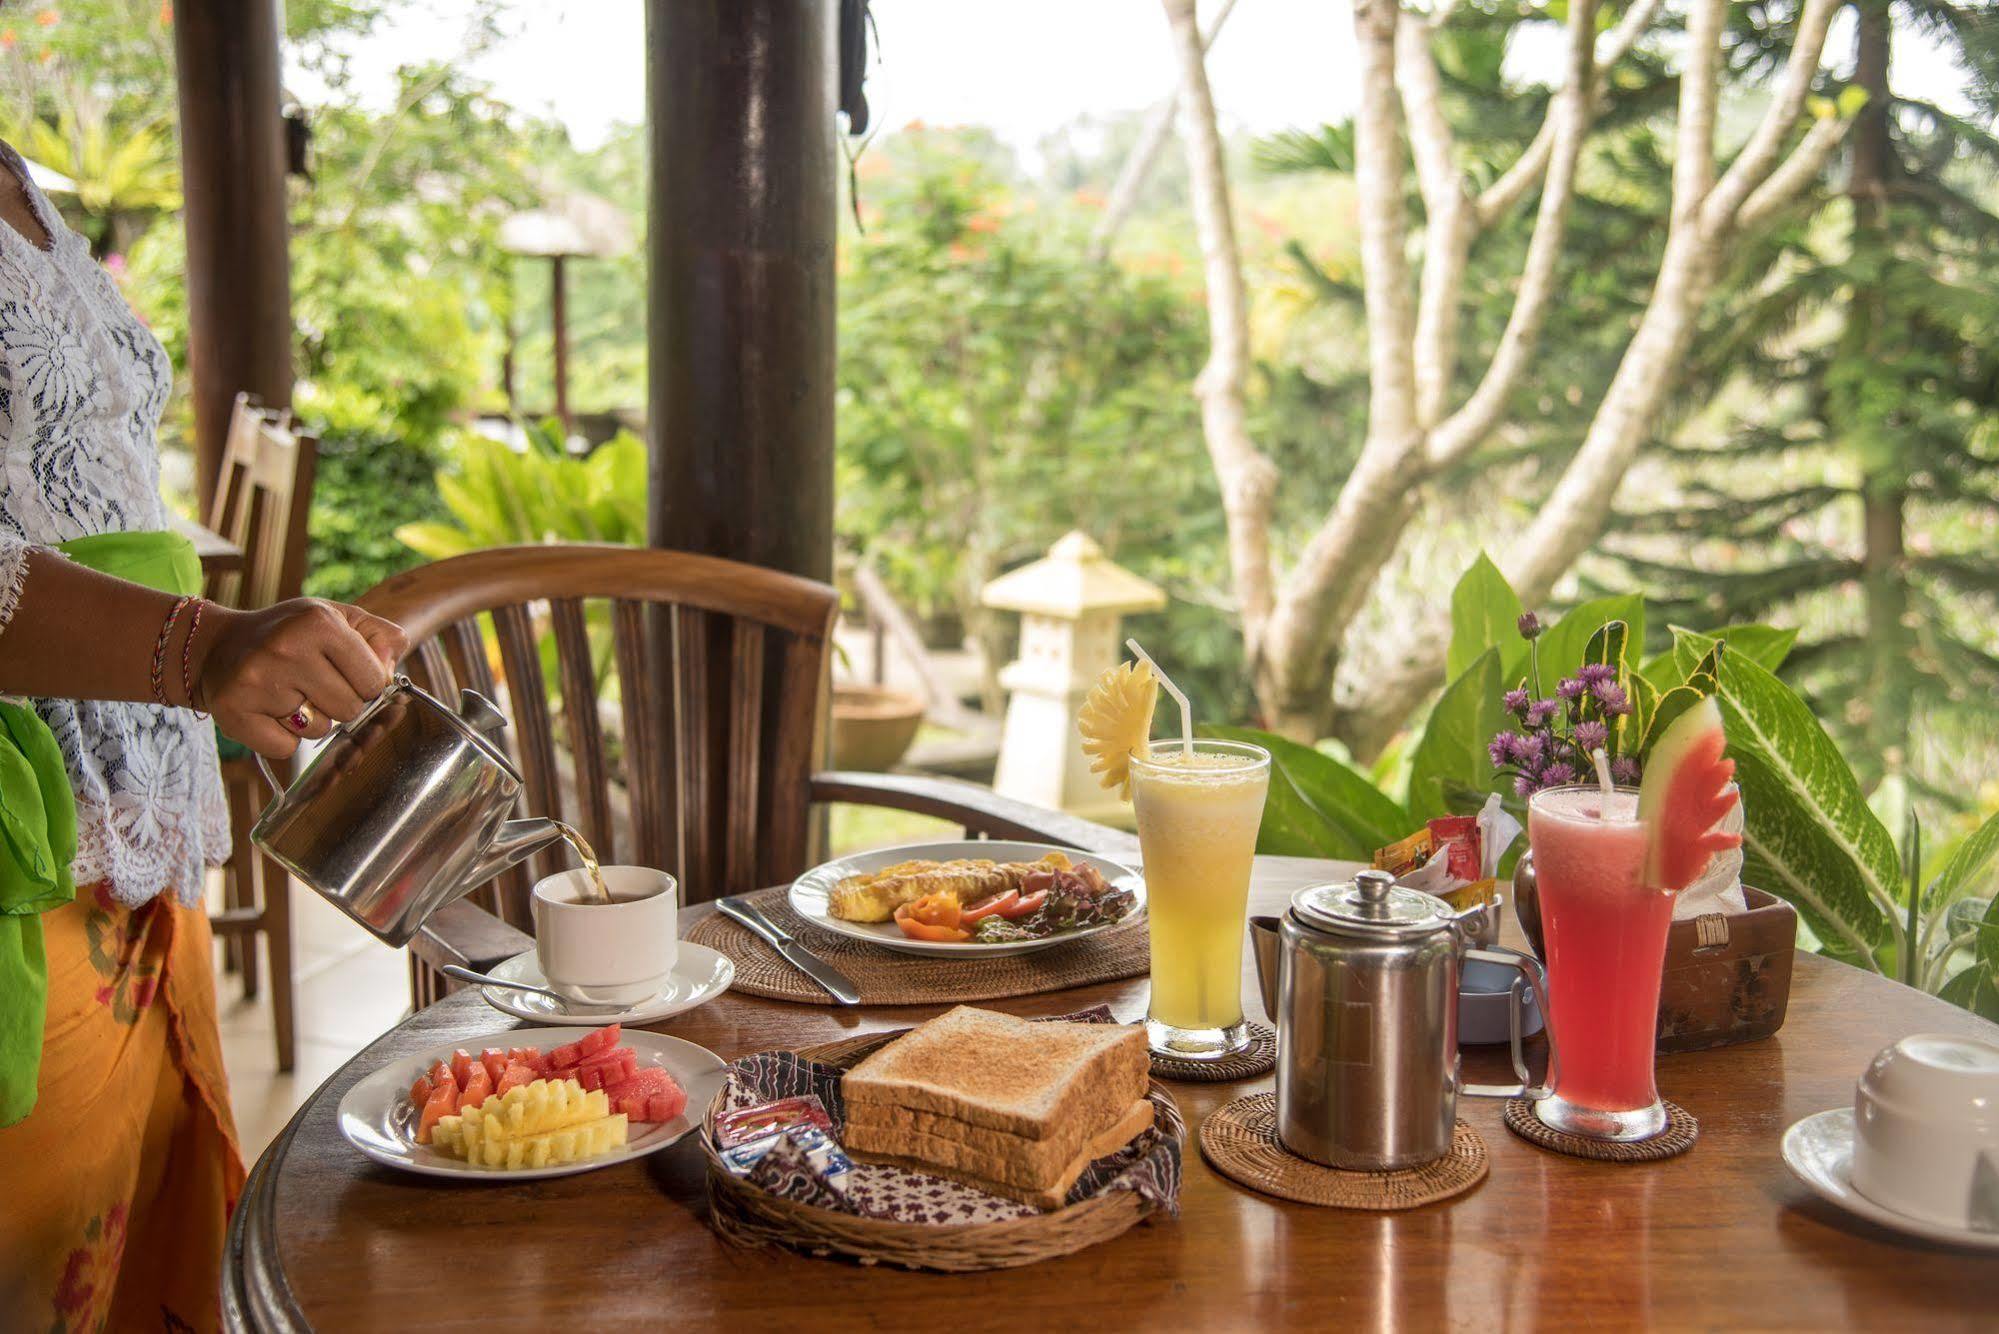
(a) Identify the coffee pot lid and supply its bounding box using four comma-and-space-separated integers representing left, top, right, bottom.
1290, 869, 1453, 938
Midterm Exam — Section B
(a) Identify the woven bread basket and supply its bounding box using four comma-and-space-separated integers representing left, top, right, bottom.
700, 1028, 1178, 1272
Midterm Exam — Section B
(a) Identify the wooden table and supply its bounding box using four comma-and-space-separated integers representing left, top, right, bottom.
225, 858, 1999, 1331
175, 511, 244, 574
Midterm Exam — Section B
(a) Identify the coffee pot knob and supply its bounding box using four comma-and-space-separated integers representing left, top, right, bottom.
1355, 868, 1395, 906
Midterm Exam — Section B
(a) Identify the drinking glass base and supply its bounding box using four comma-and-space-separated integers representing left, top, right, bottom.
1532, 1093, 1668, 1143
1146, 1016, 1251, 1061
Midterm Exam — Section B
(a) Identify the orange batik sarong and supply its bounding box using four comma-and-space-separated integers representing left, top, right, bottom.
0, 883, 245, 1333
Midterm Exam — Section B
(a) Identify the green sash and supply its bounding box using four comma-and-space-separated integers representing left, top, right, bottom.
0, 529, 201, 1126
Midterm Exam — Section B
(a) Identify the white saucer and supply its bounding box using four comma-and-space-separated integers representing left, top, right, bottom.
476, 943, 734, 1025
338, 1026, 728, 1180
1781, 1107, 1999, 1250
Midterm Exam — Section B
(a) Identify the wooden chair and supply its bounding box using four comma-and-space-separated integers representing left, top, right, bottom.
356, 544, 1133, 1008
206, 392, 318, 1073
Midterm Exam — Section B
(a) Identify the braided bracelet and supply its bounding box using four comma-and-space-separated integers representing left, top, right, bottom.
149, 595, 193, 707
180, 597, 208, 714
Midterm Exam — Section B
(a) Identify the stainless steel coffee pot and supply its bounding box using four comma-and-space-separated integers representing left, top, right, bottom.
1250, 870, 1556, 1170
250, 676, 565, 947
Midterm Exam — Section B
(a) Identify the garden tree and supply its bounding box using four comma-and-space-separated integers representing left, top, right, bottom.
1162, 0, 1855, 753
1605, 0, 1999, 802
836, 133, 1235, 713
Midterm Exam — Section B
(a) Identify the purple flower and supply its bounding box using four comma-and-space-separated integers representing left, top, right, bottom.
1517, 612, 1542, 641
1573, 720, 1609, 752
1488, 732, 1519, 767
1514, 773, 1540, 798
1557, 677, 1587, 701
1578, 663, 1618, 687
1525, 698, 1562, 727
1516, 733, 1547, 767
1611, 756, 1642, 785
1540, 762, 1578, 787
1592, 681, 1631, 716
1503, 687, 1531, 715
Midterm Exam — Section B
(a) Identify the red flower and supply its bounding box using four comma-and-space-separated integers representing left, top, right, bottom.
35, 9, 58, 26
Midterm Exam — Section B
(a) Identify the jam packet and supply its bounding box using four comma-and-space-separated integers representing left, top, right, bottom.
716, 1095, 839, 1176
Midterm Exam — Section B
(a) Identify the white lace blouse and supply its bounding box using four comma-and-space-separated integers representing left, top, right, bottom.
0, 142, 229, 907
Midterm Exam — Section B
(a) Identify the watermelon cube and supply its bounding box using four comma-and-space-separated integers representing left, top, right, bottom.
427, 1059, 456, 1094
479, 1048, 510, 1085
449, 1050, 480, 1089
496, 1062, 539, 1095
508, 1046, 549, 1077
575, 1023, 621, 1060
604, 1067, 687, 1122
548, 1039, 583, 1070
459, 1063, 493, 1109
410, 1073, 433, 1108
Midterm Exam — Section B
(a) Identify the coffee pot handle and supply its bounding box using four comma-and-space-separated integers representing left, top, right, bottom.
1460, 946, 1558, 1101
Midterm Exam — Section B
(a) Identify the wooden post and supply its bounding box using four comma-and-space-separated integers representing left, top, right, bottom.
550, 254, 571, 436
173, 0, 295, 516
644, 0, 837, 582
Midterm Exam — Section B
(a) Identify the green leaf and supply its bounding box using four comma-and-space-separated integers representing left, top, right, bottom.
1447, 553, 1523, 682
1671, 624, 1793, 675
1938, 959, 1999, 1021
1705, 648, 1899, 969
1923, 806, 1999, 931
1201, 725, 1411, 860
1407, 649, 1506, 824
1582, 620, 1628, 677
1626, 670, 1660, 752
1981, 883, 1999, 973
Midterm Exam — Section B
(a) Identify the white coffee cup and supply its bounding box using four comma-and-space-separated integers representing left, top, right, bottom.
531, 865, 679, 1005
1851, 1032, 1999, 1229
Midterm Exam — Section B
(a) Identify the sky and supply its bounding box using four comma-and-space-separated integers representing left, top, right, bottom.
288, 1, 1980, 163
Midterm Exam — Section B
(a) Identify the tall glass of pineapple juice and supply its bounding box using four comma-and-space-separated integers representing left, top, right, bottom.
1129, 739, 1270, 1059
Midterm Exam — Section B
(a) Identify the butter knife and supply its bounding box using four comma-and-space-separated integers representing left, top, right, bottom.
717, 897, 862, 1006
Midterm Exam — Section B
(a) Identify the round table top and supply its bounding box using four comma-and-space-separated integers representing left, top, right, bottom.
226, 857, 1999, 1331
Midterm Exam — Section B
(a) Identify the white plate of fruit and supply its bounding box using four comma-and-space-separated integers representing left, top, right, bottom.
337, 1023, 729, 1180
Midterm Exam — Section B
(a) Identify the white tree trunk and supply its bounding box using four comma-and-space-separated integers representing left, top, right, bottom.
1161, 0, 1278, 652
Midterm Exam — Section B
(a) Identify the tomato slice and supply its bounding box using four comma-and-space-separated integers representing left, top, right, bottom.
998, 889, 1047, 918
894, 898, 971, 942
961, 890, 1018, 924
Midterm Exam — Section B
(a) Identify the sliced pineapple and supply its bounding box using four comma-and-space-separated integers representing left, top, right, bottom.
470, 1113, 629, 1170
429, 1079, 619, 1167
1078, 659, 1157, 800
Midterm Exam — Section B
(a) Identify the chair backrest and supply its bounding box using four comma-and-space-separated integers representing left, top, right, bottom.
357, 544, 837, 929
205, 392, 318, 610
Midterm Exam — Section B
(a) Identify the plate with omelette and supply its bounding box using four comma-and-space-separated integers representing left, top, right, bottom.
787, 840, 1146, 958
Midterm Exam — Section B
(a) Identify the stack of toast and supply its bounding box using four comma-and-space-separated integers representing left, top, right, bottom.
839, 1006, 1153, 1210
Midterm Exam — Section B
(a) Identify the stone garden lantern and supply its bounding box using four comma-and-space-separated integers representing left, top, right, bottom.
982, 532, 1166, 818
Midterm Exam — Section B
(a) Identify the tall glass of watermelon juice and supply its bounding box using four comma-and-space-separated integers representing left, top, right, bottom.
1527, 785, 1672, 1141
1130, 740, 1269, 1060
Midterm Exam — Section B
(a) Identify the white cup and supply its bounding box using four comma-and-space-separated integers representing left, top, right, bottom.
531, 865, 679, 1005
1851, 1032, 1999, 1229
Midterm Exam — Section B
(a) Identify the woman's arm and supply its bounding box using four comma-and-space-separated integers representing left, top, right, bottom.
0, 547, 407, 757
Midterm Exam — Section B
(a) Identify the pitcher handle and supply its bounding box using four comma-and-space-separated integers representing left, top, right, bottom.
1460, 945, 1558, 1100
255, 754, 286, 795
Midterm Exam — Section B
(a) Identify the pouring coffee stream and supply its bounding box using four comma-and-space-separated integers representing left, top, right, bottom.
248, 676, 590, 946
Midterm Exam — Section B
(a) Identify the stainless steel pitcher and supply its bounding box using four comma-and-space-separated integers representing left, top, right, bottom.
249, 676, 565, 947
1249, 869, 1557, 1170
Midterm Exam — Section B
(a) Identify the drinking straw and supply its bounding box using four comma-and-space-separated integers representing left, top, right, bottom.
1125, 638, 1192, 758
1591, 747, 1615, 805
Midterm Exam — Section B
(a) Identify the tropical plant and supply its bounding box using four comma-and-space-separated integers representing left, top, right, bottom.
0, 106, 181, 256
397, 419, 647, 558
1213, 554, 1999, 1015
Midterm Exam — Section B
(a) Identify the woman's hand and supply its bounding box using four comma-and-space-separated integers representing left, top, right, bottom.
194, 598, 409, 758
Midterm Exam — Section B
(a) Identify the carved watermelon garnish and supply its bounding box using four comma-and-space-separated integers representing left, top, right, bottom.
1637, 694, 1741, 892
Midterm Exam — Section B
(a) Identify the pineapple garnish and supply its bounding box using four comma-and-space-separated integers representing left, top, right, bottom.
429, 1078, 626, 1170
1078, 659, 1157, 800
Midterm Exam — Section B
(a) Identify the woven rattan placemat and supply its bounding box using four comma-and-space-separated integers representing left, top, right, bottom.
685, 885, 1150, 1005
1200, 1092, 1488, 1209
1501, 1098, 1699, 1161
1150, 1022, 1277, 1082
